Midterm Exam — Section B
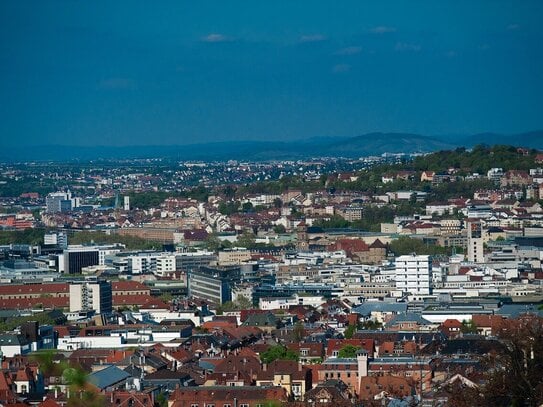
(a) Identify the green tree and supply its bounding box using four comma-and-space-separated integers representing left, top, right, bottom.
156, 393, 168, 407
313, 215, 351, 229
205, 234, 223, 251
337, 344, 362, 358
446, 315, 543, 407
292, 322, 305, 342
344, 325, 356, 339
218, 201, 241, 215
236, 231, 256, 248
361, 320, 383, 330
461, 319, 478, 334
234, 294, 253, 309
242, 202, 253, 212
260, 345, 299, 364
389, 236, 449, 256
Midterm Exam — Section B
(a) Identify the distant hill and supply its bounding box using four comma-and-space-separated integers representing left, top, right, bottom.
325, 133, 455, 156
1, 131, 542, 162
453, 130, 543, 149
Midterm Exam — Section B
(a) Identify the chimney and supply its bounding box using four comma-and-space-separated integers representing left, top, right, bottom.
298, 362, 302, 372
262, 363, 267, 372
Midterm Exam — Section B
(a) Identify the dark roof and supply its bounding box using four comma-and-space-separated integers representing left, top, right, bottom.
422, 338, 506, 356
0, 334, 29, 346
87, 365, 131, 390
242, 312, 278, 327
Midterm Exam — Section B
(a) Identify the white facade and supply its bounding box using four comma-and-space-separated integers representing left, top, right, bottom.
44, 231, 68, 248
69, 282, 111, 313
155, 254, 177, 277
57, 336, 124, 351
395, 254, 432, 295
259, 294, 325, 310
123, 196, 130, 211
467, 220, 484, 263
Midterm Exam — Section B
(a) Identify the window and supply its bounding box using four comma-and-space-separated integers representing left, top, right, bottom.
191, 404, 198, 407
206, 405, 215, 407
240, 404, 249, 407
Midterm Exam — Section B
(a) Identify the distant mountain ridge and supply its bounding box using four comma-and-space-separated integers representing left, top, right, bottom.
1, 131, 542, 162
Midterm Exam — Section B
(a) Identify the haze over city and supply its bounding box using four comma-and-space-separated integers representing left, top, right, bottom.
1, 1, 543, 148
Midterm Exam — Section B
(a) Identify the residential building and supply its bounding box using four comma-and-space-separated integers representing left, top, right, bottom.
69, 280, 112, 314
467, 220, 484, 263
187, 266, 241, 304
395, 254, 432, 296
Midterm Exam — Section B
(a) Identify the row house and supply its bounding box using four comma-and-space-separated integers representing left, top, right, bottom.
500, 170, 532, 187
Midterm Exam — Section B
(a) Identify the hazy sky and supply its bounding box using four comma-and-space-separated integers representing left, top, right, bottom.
1, 1, 542, 147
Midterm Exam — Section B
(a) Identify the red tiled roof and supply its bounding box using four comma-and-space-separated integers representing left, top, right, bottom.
0, 297, 68, 309
326, 338, 374, 356
0, 283, 68, 296
112, 295, 158, 307
38, 398, 62, 407
111, 281, 149, 291
442, 319, 463, 328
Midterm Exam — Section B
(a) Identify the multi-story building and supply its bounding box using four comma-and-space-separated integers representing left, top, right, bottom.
395, 254, 432, 296
43, 231, 68, 249
218, 248, 251, 265
155, 254, 176, 277
123, 196, 130, 211
57, 245, 122, 274
45, 191, 77, 213
69, 280, 112, 314
187, 266, 241, 304
175, 251, 216, 271
467, 220, 484, 263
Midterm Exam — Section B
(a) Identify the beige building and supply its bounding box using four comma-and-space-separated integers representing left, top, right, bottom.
69, 281, 112, 314
218, 248, 251, 265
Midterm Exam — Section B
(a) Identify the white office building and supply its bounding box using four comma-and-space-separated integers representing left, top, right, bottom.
395, 254, 432, 295
467, 220, 484, 263
69, 280, 112, 314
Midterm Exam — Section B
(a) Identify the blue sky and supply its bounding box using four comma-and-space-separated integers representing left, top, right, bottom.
1, 1, 542, 147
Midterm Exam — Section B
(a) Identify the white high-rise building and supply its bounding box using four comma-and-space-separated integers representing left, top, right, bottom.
69, 281, 112, 314
156, 254, 177, 277
467, 220, 484, 263
395, 254, 432, 295
44, 231, 68, 249
123, 196, 130, 211
45, 191, 72, 213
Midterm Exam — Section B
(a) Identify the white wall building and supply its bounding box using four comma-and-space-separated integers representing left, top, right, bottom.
395, 254, 432, 295
69, 281, 112, 314
467, 220, 484, 263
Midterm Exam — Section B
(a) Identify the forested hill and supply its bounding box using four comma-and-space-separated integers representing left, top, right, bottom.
404, 145, 539, 174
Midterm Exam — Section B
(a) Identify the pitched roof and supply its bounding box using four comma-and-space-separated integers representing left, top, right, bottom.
241, 312, 278, 327
351, 303, 407, 317
387, 313, 433, 326
87, 365, 131, 390
38, 399, 62, 407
